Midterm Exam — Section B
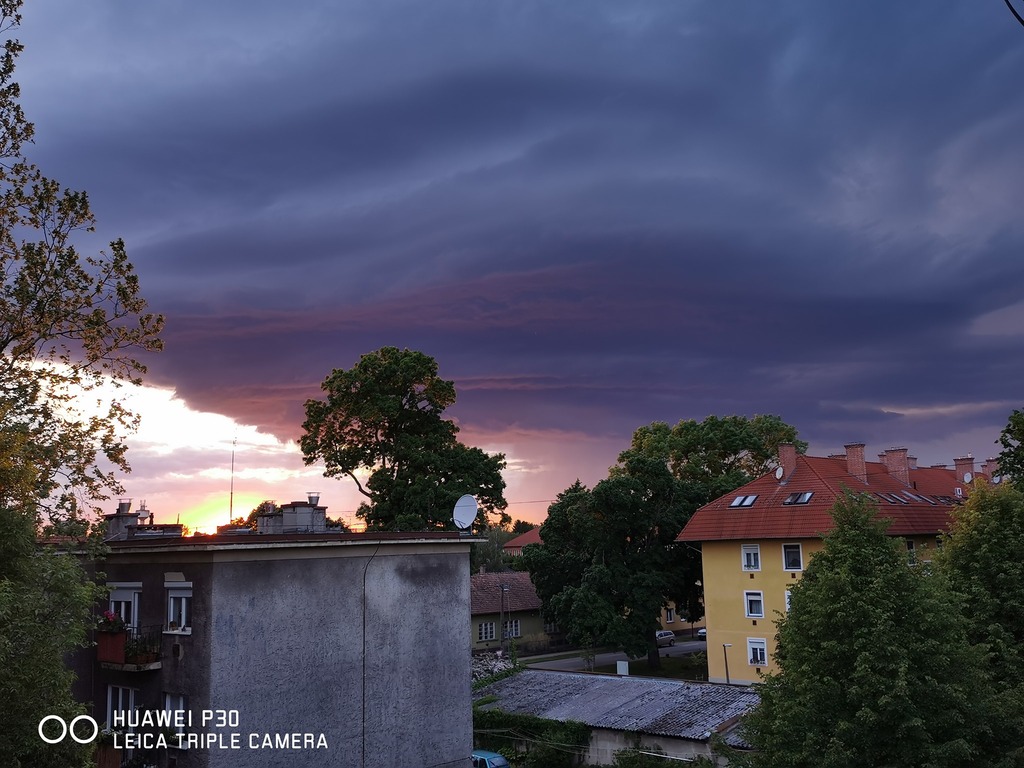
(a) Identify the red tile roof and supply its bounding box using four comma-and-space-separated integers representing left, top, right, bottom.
503, 527, 543, 553
471, 571, 542, 615
678, 453, 974, 542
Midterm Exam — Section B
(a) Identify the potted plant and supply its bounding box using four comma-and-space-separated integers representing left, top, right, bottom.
97, 611, 127, 664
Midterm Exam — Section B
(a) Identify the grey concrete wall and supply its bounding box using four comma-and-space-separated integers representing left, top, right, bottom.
205, 544, 473, 768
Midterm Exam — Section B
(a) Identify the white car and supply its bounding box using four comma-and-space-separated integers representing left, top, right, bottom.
697, 628, 707, 640
656, 630, 676, 647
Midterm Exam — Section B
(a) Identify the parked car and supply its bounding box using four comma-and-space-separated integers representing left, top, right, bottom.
697, 628, 707, 640
472, 750, 511, 768
656, 630, 676, 647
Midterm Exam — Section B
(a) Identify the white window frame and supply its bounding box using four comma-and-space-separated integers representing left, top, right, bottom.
782, 543, 803, 571
744, 591, 764, 618
665, 607, 675, 624
477, 621, 495, 642
163, 693, 188, 747
108, 582, 142, 631
107, 684, 137, 730
165, 580, 192, 634
503, 619, 521, 639
741, 544, 761, 572
747, 638, 768, 666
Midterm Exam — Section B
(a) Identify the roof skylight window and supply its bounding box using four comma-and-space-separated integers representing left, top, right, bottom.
729, 494, 759, 508
783, 492, 814, 505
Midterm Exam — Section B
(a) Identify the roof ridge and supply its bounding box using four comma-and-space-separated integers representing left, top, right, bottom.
801, 454, 847, 496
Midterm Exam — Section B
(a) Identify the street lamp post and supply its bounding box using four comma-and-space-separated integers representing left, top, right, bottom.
499, 584, 510, 655
722, 643, 732, 685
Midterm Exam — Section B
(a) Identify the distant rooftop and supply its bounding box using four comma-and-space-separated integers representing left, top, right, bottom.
476, 669, 757, 746
471, 571, 542, 614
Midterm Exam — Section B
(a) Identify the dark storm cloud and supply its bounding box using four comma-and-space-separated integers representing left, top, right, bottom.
15, 0, 1024, 473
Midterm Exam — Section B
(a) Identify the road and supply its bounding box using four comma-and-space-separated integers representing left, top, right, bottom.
524, 638, 707, 673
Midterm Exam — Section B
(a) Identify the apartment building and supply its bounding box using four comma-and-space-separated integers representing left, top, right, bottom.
78, 498, 476, 768
678, 444, 998, 685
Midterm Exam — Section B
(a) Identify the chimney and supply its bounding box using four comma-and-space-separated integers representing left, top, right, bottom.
907, 456, 918, 470
844, 443, 867, 484
954, 454, 975, 483
980, 457, 999, 480
778, 443, 797, 480
882, 447, 910, 486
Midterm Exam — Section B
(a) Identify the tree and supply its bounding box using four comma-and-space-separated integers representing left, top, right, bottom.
623, 414, 807, 508
510, 519, 536, 536
301, 347, 507, 530
523, 456, 695, 668
998, 408, 1024, 488
736, 493, 1002, 768
937, 482, 1024, 762
0, 2, 162, 764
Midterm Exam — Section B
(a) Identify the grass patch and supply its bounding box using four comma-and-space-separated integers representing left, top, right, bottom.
592, 651, 708, 681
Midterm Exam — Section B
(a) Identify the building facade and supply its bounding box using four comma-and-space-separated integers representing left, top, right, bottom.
470, 571, 561, 654
78, 501, 476, 768
678, 444, 998, 685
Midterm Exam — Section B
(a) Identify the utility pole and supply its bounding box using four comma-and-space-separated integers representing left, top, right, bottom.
499, 583, 510, 655
722, 643, 732, 685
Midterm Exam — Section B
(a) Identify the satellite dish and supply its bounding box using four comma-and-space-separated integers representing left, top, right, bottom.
993, 474, 1002, 484
963, 472, 973, 483
774, 466, 784, 481
452, 495, 478, 530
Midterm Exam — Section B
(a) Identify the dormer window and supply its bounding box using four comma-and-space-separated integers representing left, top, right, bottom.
729, 495, 758, 508
782, 492, 813, 505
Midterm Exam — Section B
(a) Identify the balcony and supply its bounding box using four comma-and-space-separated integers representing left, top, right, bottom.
97, 625, 163, 671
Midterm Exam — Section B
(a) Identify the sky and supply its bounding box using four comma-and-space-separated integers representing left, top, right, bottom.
12, 1, 1024, 532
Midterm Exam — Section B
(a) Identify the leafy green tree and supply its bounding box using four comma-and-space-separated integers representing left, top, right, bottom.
524, 456, 695, 668
301, 347, 507, 530
737, 493, 1001, 768
0, 508, 102, 768
937, 482, 1024, 762
526, 415, 801, 669
998, 408, 1024, 487
623, 414, 806, 507
0, 2, 162, 764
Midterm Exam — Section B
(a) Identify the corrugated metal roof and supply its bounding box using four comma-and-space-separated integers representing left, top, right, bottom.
476, 669, 757, 743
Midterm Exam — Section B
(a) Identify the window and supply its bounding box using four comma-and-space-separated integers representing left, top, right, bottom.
741, 544, 761, 571
729, 494, 758, 507
782, 492, 814, 505
954, 487, 963, 498
477, 622, 495, 642
748, 638, 767, 666
543, 620, 559, 634
665, 607, 675, 623
107, 685, 137, 730
784, 589, 792, 612
744, 591, 764, 618
166, 580, 192, 633
108, 583, 141, 631
502, 620, 521, 639
164, 693, 188, 745
782, 543, 803, 571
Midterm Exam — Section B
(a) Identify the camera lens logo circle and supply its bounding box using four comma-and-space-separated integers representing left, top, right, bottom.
38, 715, 99, 744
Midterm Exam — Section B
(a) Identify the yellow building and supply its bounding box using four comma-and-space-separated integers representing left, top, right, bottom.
679, 443, 998, 685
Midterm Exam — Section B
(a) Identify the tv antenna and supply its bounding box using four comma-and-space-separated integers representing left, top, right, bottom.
229, 433, 237, 522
